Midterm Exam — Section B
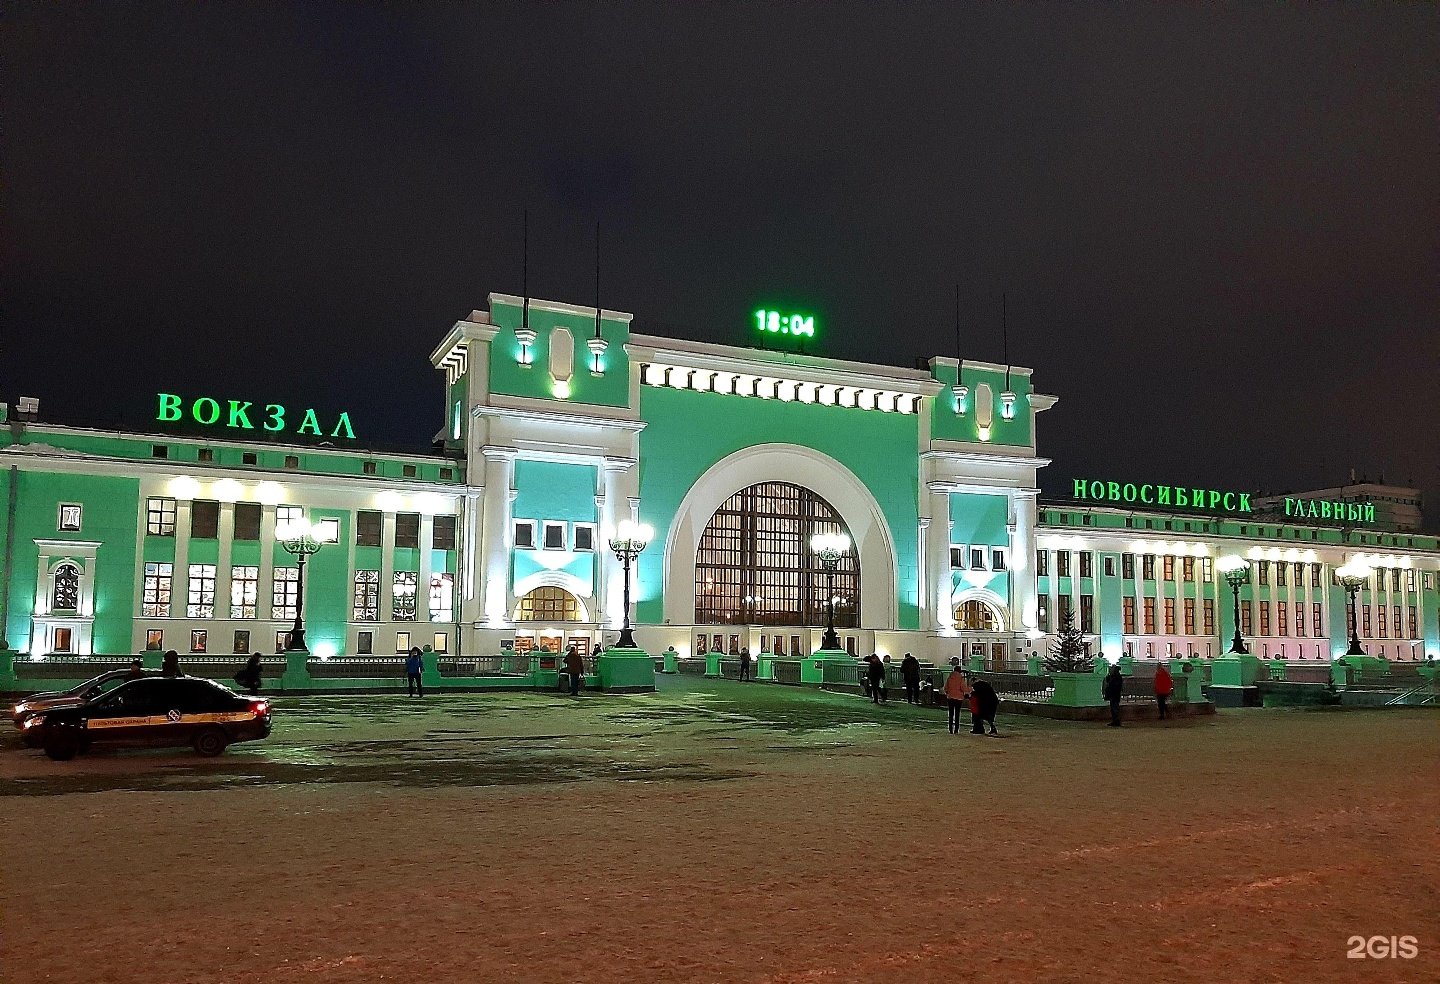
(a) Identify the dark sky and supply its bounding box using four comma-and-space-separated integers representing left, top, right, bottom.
5, 3, 1437, 523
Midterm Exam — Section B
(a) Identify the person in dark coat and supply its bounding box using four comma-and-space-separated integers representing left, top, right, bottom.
405, 647, 424, 698
234, 653, 263, 695
562, 645, 585, 696
900, 653, 921, 705
738, 647, 752, 682
1103, 663, 1124, 726
971, 678, 1000, 736
124, 658, 145, 681
865, 653, 886, 704
161, 649, 181, 677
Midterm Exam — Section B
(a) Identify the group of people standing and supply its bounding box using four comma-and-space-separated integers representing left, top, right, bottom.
942, 658, 1000, 736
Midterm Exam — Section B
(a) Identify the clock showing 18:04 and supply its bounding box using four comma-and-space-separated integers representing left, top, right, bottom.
754, 309, 816, 338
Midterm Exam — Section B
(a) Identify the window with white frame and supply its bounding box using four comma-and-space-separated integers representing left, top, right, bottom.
950, 547, 966, 569
433, 631, 449, 653
392, 571, 418, 621
513, 520, 536, 549
146, 497, 177, 536
230, 566, 259, 619
969, 547, 985, 570
429, 573, 454, 622
190, 630, 208, 653
543, 521, 566, 549
353, 570, 380, 621
57, 504, 82, 532
572, 524, 595, 552
991, 548, 1007, 571
142, 562, 173, 617
52, 563, 81, 611
272, 567, 299, 620
276, 504, 304, 525
395, 631, 411, 653
186, 564, 217, 618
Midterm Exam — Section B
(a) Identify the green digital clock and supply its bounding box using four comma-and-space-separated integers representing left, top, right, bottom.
754, 309, 816, 338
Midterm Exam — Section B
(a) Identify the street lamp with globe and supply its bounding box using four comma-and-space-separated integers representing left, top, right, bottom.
1335, 558, 1374, 657
276, 517, 338, 652
809, 531, 851, 651
1216, 555, 1252, 655
608, 519, 653, 650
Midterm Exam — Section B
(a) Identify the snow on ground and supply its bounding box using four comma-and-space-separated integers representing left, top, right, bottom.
3, 678, 1436, 983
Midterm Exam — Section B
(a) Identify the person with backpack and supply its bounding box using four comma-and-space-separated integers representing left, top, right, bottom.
942, 657, 971, 735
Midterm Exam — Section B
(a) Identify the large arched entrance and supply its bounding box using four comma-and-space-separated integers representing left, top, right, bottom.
954, 598, 1003, 631
693, 482, 859, 626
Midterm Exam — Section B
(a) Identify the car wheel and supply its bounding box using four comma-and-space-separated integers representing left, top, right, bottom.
22, 728, 44, 749
193, 727, 228, 757
43, 727, 80, 761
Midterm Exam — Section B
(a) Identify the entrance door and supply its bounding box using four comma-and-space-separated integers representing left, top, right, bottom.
989, 642, 1008, 671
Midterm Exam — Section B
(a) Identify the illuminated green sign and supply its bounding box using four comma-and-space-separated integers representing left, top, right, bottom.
754, 309, 815, 338
156, 393, 356, 440
1071, 478, 1376, 525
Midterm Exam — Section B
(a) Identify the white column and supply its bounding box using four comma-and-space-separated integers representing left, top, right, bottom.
1010, 493, 1037, 637
461, 488, 482, 619
379, 512, 397, 622
598, 461, 630, 628
916, 518, 931, 630
480, 449, 516, 625
258, 504, 276, 622
172, 500, 192, 621
926, 488, 952, 632
216, 503, 235, 623
418, 514, 435, 634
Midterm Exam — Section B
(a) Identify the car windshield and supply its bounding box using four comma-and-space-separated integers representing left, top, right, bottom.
65, 671, 126, 698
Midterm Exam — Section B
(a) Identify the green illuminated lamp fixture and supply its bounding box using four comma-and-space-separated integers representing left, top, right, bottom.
276, 518, 338, 652
1216, 555, 1251, 654
810, 531, 851, 651
1335, 558, 1374, 657
608, 519, 653, 650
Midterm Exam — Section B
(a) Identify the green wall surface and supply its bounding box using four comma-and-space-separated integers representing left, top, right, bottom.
635, 385, 922, 629
929, 362, 1033, 448
488, 298, 630, 409
513, 459, 598, 525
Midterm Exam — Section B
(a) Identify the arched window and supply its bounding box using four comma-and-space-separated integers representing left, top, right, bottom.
52, 563, 81, 612
694, 482, 859, 626
955, 599, 1000, 631
516, 586, 581, 622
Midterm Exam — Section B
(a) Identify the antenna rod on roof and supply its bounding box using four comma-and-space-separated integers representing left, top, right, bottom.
954, 283, 962, 385
1002, 291, 1011, 390
522, 208, 529, 333
594, 221, 602, 338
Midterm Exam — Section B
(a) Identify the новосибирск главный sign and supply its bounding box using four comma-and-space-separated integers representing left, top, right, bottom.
1069, 478, 1376, 525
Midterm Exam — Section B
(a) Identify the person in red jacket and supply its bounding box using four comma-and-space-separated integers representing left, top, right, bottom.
942, 657, 971, 734
1154, 663, 1174, 720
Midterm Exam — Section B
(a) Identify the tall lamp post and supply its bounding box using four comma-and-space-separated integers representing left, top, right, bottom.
1336, 559, 1374, 657
276, 517, 337, 652
1216, 555, 1251, 655
608, 519, 653, 650
809, 532, 851, 651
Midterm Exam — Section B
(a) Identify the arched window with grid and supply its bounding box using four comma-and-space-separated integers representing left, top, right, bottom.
694, 482, 859, 626
516, 586, 581, 622
52, 563, 81, 612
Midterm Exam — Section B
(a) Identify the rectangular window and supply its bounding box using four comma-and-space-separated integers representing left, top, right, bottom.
233, 630, 250, 654
429, 573, 454, 622
284, 455, 299, 469
1163, 556, 1175, 581
1182, 557, 1195, 582
441, 467, 454, 481
402, 464, 417, 478
1184, 598, 1196, 634
1122, 596, 1136, 634
1057, 551, 1070, 577
190, 630, 207, 653
394, 513, 420, 549
991, 548, 1006, 572
1295, 601, 1306, 636
1277, 602, 1288, 636
433, 632, 449, 653
1104, 556, 1116, 578
353, 570, 380, 621
1294, 562, 1305, 586
146, 497, 177, 536
513, 520, 536, 549
432, 515, 458, 551
1241, 603, 1252, 636
1408, 609, 1418, 639
1038, 605, 1050, 633
544, 522, 567, 550
1203, 598, 1215, 635
1142, 555, 1155, 581
1143, 597, 1156, 634
272, 567, 299, 621
1058, 595, 1073, 626
189, 500, 219, 539
146, 628, 164, 649
1202, 557, 1213, 583
1313, 603, 1323, 637
1276, 562, 1287, 587
392, 571, 418, 621
230, 565, 259, 619
1392, 569, 1402, 592
1375, 606, 1386, 638
275, 631, 289, 653
185, 564, 216, 619
970, 547, 985, 570
1036, 550, 1048, 576
1393, 606, 1402, 637
1406, 569, 1416, 593
572, 524, 594, 552
356, 511, 383, 547
276, 504, 304, 525
1080, 594, 1094, 633
57, 503, 83, 532
242, 452, 258, 466
151, 444, 169, 459
357, 631, 373, 655
395, 631, 411, 654
363, 460, 378, 475
1079, 553, 1092, 579
1258, 560, 1269, 585
53, 627, 73, 653
1259, 603, 1271, 636
950, 546, 966, 569
1164, 598, 1176, 634
142, 562, 173, 617
1122, 553, 1135, 579
234, 502, 261, 540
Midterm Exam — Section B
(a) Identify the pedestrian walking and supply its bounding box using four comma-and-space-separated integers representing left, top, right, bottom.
972, 678, 1000, 736
405, 647, 424, 698
161, 649, 181, 677
900, 653, 921, 705
865, 652, 886, 704
564, 644, 585, 696
1154, 663, 1173, 720
942, 657, 971, 734
233, 652, 263, 695
1103, 663, 1124, 726
739, 647, 752, 682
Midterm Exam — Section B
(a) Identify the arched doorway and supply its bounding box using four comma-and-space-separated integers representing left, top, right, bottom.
953, 594, 1009, 670
694, 482, 859, 627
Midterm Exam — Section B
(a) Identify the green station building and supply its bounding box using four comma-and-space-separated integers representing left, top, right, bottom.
3, 293, 1438, 673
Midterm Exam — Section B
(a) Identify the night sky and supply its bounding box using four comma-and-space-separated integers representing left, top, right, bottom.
5, 4, 1437, 525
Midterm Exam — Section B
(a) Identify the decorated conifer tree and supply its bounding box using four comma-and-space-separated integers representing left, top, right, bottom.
1044, 608, 1095, 673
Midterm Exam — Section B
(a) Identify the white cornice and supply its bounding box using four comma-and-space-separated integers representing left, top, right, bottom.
488, 293, 635, 325
1029, 393, 1059, 412
430, 319, 499, 368
929, 355, 1035, 379
472, 399, 647, 432
5, 425, 455, 465
923, 444, 1048, 466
